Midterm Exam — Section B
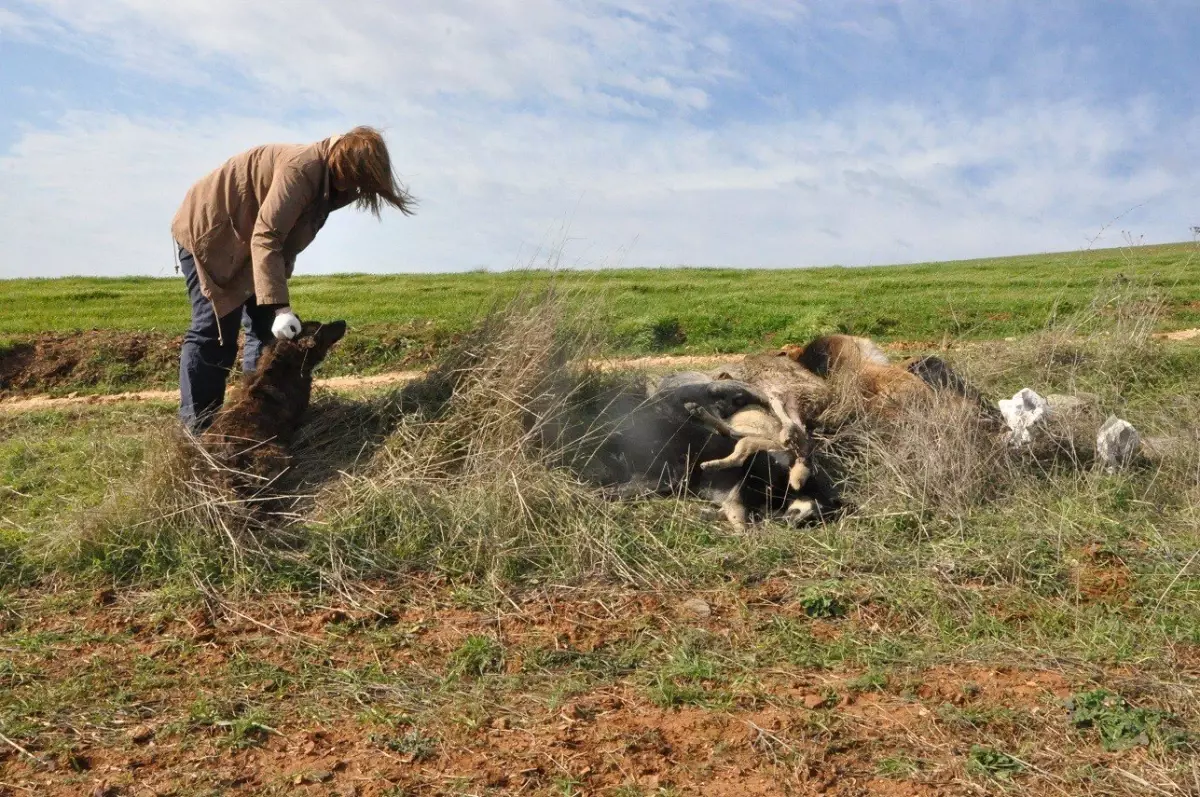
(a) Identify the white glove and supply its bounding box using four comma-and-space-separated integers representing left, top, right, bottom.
271, 307, 302, 340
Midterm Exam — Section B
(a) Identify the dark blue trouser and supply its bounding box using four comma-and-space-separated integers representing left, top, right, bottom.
177, 243, 276, 431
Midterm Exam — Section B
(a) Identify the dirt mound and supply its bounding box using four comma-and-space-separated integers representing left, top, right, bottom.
0, 329, 181, 397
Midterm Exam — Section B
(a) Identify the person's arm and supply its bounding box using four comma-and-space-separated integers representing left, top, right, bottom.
251, 160, 315, 311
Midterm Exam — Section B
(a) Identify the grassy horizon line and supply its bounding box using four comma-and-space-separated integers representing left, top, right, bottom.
2, 240, 1196, 285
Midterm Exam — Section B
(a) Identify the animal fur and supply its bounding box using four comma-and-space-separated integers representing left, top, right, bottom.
781, 334, 932, 415
684, 401, 818, 528
647, 370, 771, 418
602, 370, 834, 528
712, 353, 833, 486
201, 320, 347, 496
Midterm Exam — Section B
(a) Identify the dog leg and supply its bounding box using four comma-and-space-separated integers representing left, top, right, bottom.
684, 402, 741, 438
767, 396, 806, 445
720, 489, 749, 531
787, 458, 810, 491
700, 436, 780, 471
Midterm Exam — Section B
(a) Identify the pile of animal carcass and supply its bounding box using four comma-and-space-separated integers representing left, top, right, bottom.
592, 333, 1143, 529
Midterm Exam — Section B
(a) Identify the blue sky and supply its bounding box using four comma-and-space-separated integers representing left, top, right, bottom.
0, 0, 1197, 278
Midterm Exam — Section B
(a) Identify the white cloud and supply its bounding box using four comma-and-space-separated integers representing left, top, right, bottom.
0, 0, 1196, 279
15, 0, 734, 114
2, 98, 1192, 279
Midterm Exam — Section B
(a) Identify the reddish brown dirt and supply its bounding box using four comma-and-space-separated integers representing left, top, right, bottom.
0, 583, 1182, 796
0, 330, 181, 397
1072, 543, 1134, 604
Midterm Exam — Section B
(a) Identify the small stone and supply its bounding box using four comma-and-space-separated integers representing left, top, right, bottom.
680, 598, 712, 619
490, 717, 511, 730
803, 693, 829, 710
129, 726, 154, 744
321, 609, 348, 626
1097, 416, 1140, 473
1045, 393, 1097, 418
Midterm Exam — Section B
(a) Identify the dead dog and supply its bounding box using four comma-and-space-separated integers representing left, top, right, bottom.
603, 370, 772, 496
712, 353, 833, 488
684, 401, 825, 528
600, 370, 836, 529
200, 320, 347, 500
781, 334, 932, 416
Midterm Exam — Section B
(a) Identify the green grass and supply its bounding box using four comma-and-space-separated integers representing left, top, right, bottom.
3, 268, 1199, 793
4, 242, 1197, 398
2, 242, 1198, 344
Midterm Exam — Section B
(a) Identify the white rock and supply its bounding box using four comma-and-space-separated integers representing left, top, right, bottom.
1096, 416, 1140, 472
997, 388, 1048, 445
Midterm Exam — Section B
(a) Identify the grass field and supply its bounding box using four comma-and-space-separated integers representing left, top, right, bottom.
2, 247, 1200, 794
3, 241, 1199, 344
3, 241, 1199, 399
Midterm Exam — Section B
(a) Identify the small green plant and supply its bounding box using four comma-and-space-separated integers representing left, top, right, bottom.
184, 697, 276, 749
876, 755, 920, 778
967, 745, 1024, 780
371, 728, 438, 761
798, 588, 848, 619
1066, 689, 1190, 751
647, 673, 709, 708
446, 634, 505, 679
848, 669, 889, 693
553, 775, 584, 796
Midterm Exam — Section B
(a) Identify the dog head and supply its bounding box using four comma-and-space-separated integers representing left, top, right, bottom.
262, 319, 347, 380
294, 320, 347, 374
778, 344, 803, 359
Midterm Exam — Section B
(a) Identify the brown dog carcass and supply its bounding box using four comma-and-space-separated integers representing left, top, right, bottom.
781, 334, 932, 415
200, 320, 347, 497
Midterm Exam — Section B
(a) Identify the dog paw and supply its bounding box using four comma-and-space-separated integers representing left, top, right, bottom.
788, 463, 811, 491
784, 498, 817, 524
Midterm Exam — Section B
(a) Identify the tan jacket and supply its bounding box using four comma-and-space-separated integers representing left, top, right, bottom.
171, 136, 353, 320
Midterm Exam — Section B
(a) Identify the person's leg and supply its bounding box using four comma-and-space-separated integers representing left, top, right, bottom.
241, 296, 276, 374
178, 244, 240, 432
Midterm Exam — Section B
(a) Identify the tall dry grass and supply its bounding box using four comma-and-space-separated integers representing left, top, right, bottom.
31, 277, 1200, 598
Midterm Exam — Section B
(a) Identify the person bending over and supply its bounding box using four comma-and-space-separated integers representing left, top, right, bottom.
170, 126, 415, 431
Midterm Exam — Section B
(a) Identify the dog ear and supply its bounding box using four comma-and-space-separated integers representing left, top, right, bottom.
299, 321, 347, 362
779, 344, 803, 361
314, 320, 348, 349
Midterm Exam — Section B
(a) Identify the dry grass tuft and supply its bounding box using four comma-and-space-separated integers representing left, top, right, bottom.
314, 289, 708, 588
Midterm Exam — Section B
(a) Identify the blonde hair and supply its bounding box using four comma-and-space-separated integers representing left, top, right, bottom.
328, 126, 417, 217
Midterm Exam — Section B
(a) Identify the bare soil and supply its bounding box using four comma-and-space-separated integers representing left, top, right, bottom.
2, 582, 1181, 796
0, 330, 180, 397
